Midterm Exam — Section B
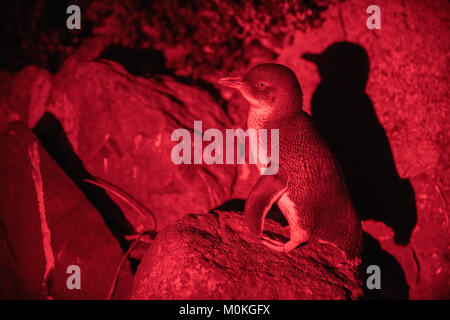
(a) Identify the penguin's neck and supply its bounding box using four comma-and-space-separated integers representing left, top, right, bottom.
248, 106, 270, 129
247, 103, 300, 129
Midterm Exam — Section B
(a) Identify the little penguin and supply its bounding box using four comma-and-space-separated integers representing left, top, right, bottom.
218, 63, 363, 260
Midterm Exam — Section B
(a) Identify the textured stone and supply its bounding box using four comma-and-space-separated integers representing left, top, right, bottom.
132, 211, 363, 300
40, 56, 237, 232
0, 122, 133, 299
0, 66, 51, 132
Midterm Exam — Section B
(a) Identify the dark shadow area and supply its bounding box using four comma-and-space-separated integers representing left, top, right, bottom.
212, 198, 246, 213
303, 42, 417, 246
212, 198, 288, 227
32, 112, 136, 257
98, 45, 228, 111
303, 41, 416, 299
99, 45, 170, 78
0, 0, 92, 73
359, 233, 409, 299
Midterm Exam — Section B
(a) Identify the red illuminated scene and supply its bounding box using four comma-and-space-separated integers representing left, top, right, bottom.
0, 0, 448, 300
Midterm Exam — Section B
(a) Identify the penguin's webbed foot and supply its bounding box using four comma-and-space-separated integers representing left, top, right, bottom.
261, 236, 301, 253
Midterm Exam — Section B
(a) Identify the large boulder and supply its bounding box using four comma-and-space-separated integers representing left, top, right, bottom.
131, 211, 363, 300
37, 56, 241, 231
0, 122, 133, 299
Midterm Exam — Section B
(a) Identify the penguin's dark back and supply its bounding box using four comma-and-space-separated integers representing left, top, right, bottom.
275, 112, 363, 258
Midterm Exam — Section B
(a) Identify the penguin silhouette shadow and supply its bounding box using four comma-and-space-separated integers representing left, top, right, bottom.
303, 42, 417, 246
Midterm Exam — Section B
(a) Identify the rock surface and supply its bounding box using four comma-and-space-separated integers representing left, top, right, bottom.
0, 66, 52, 132
1, 54, 246, 234
0, 122, 133, 299
41, 56, 238, 232
131, 211, 363, 300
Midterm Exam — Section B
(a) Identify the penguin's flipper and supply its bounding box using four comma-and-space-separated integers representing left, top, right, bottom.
244, 171, 288, 236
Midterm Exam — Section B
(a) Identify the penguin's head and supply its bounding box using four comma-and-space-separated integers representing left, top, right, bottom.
218, 63, 303, 118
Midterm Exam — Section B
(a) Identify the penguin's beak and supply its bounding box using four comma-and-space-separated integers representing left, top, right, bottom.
302, 53, 321, 64
217, 76, 246, 90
